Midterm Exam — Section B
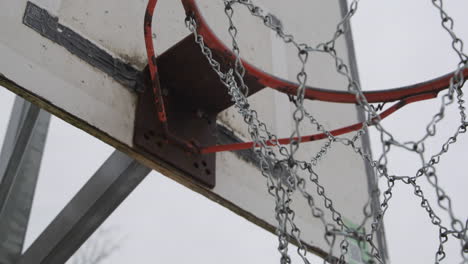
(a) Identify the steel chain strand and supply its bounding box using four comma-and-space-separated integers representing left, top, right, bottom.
190, 18, 293, 262
248, 89, 295, 263
228, 0, 377, 132
221, 4, 341, 262
250, 103, 296, 263
233, 1, 380, 154
229, 0, 465, 187
294, 178, 340, 264
284, 69, 356, 262
414, 125, 467, 210
368, 176, 395, 254
297, 161, 355, 263
225, 0, 397, 187
361, 135, 398, 262
431, 0, 468, 63
227, 0, 317, 52
290, 47, 308, 160
288, 156, 363, 263
284, 123, 372, 263
186, 2, 468, 262
220, 3, 390, 261
276, 183, 293, 264
218, 3, 362, 262
297, 155, 387, 263
313, 7, 468, 244
220, 2, 397, 262
186, 15, 305, 263
279, 170, 307, 264
226, 0, 311, 161
416, 154, 466, 241
314, 43, 395, 262
316, 0, 360, 52
413, 66, 466, 148
402, 172, 468, 263
221, 4, 302, 262
224, 3, 249, 96
187, 12, 356, 264
223, 2, 296, 163
360, 176, 396, 263
287, 97, 337, 181
247, 1, 466, 262
408, 0, 468, 178
227, 0, 383, 244
407, 177, 462, 263
287, 177, 322, 264
436, 226, 450, 263
226, 0, 387, 191
385, 133, 467, 251
462, 219, 468, 262
288, 96, 336, 167
427, 2, 468, 260
310, 0, 468, 259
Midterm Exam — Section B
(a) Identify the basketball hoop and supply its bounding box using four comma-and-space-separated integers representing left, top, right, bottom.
143, 0, 468, 263
145, 0, 468, 154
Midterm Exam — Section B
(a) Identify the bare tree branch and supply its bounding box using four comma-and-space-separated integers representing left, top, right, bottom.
68, 226, 125, 264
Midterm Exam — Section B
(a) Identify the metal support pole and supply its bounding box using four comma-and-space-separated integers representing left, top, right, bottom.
17, 150, 151, 264
0, 97, 50, 264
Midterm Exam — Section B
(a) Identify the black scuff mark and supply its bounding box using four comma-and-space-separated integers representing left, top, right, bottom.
23, 1, 144, 92
21, 2, 268, 170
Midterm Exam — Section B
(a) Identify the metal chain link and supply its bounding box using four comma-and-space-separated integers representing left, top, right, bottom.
185, 0, 468, 263
220, 2, 372, 262
186, 12, 351, 264
223, 1, 390, 262
186, 1, 388, 259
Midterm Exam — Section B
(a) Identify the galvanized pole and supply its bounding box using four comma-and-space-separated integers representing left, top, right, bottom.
0, 97, 50, 264
17, 150, 151, 264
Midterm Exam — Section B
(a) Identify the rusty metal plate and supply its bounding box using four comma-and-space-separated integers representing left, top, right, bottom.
134, 70, 217, 188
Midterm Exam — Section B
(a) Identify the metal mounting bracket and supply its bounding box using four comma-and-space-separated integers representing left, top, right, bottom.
134, 34, 266, 188
134, 35, 264, 188
134, 70, 217, 188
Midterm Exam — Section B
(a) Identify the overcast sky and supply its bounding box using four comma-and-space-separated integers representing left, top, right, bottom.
1, 0, 468, 263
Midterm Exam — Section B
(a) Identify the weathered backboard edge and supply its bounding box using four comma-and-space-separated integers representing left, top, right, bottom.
0, 75, 331, 259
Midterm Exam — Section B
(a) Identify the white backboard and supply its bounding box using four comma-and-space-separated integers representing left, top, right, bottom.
0, 0, 384, 260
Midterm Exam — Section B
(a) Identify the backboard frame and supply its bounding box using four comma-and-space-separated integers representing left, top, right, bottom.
0, 0, 387, 260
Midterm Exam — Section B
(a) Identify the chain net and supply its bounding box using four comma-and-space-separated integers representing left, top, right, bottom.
184, 0, 468, 263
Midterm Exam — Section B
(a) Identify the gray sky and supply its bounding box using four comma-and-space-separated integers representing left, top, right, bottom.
1, 0, 468, 263
352, 1, 468, 263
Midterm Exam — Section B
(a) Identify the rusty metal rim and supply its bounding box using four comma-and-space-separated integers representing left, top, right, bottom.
144, 0, 468, 153
180, 0, 468, 104
200, 92, 435, 153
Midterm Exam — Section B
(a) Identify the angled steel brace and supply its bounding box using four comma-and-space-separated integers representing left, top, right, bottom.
17, 150, 151, 264
0, 97, 50, 264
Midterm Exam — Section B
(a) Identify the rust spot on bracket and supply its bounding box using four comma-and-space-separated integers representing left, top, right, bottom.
134, 35, 266, 188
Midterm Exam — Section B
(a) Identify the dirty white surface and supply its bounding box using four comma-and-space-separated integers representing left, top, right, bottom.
0, 0, 374, 258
